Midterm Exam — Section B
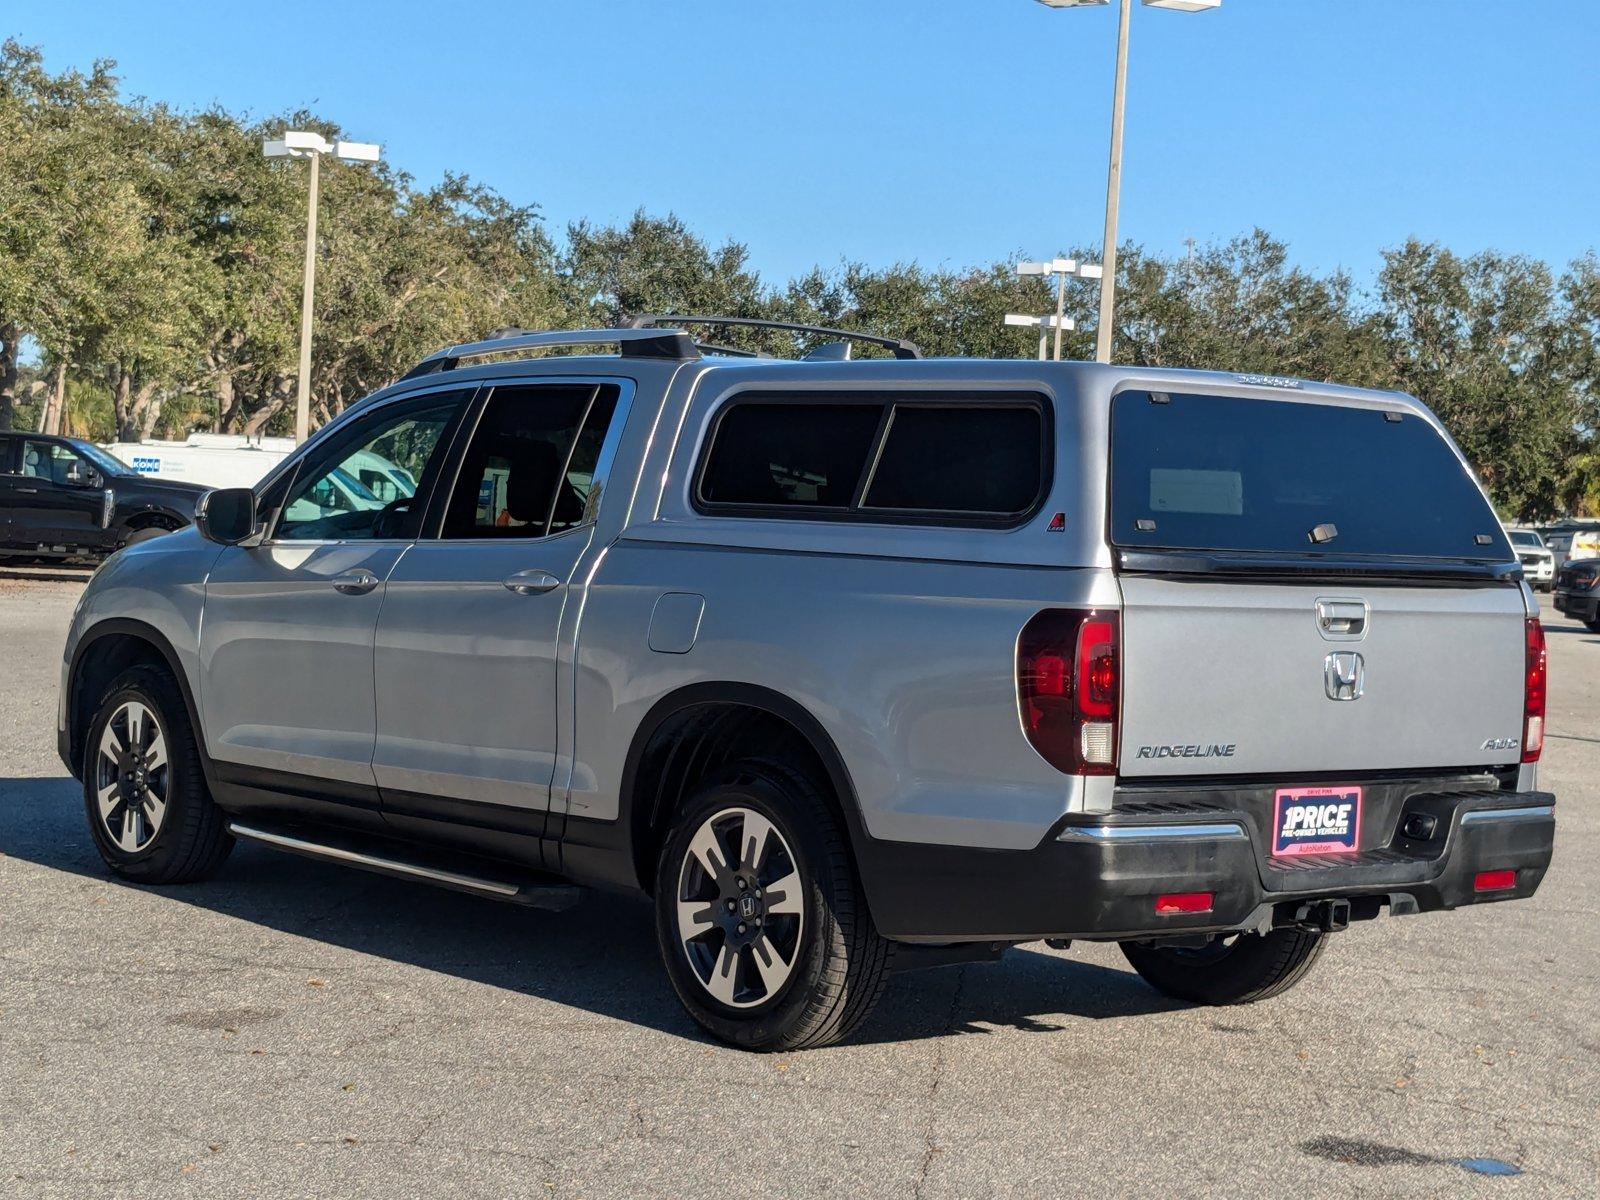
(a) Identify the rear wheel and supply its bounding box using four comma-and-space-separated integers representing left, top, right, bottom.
83, 665, 232, 884
1120, 928, 1326, 1005
654, 760, 894, 1050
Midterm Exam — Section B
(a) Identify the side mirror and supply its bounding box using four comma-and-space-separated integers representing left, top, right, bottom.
196, 487, 259, 546
68, 462, 103, 489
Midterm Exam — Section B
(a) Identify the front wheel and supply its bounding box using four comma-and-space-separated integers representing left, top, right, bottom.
83, 665, 232, 884
1120, 928, 1326, 1005
121, 525, 175, 548
654, 760, 894, 1050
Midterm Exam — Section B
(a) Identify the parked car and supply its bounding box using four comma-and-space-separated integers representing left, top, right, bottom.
1553, 558, 1600, 630
1506, 527, 1555, 590
1545, 521, 1600, 571
0, 433, 208, 561
57, 322, 1557, 1051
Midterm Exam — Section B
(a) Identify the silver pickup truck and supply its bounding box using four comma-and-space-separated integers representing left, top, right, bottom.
57, 321, 1557, 1050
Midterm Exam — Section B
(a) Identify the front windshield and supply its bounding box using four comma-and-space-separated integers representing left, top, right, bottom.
1510, 531, 1544, 548
76, 442, 133, 476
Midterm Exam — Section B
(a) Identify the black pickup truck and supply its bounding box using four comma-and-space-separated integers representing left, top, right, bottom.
0, 433, 208, 561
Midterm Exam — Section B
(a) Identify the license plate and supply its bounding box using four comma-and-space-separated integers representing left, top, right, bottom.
1272, 786, 1362, 857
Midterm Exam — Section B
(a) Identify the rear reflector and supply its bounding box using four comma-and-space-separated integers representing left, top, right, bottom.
1522, 618, 1546, 764
1474, 869, 1517, 893
1154, 891, 1213, 914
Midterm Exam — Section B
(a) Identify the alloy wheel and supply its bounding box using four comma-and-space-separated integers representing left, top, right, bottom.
93, 700, 169, 854
675, 806, 805, 1009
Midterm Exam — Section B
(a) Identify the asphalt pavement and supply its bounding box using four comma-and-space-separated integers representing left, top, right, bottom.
1, 573, 1595, 1198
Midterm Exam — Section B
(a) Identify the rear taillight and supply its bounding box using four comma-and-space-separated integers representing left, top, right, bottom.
1017, 609, 1120, 775
1522, 617, 1546, 764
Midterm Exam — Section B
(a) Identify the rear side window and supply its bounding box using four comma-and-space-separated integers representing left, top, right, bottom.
697, 395, 1047, 524
864, 406, 1043, 515
441, 383, 621, 539
699, 403, 881, 508
1109, 392, 1505, 560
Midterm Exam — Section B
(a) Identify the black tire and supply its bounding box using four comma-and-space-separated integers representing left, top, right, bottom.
1585, 618, 1600, 633
122, 525, 174, 547
1120, 928, 1326, 1005
654, 759, 894, 1051
82, 664, 232, 884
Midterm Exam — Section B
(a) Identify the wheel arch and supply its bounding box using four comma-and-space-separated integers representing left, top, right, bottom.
119, 507, 189, 535
66, 619, 205, 783
614, 682, 873, 899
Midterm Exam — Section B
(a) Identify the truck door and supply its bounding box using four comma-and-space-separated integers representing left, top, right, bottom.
0, 435, 19, 547
15, 439, 110, 549
372, 379, 627, 851
199, 390, 469, 805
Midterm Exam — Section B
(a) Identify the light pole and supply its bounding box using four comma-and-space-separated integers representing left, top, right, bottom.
1016, 258, 1103, 360
1034, 0, 1219, 363
1004, 313, 1076, 361
263, 131, 382, 443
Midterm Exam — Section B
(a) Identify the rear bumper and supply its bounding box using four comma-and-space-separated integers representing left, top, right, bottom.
860, 788, 1554, 943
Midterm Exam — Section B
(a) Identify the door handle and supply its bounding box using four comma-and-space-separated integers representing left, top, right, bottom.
1315, 599, 1367, 637
331, 568, 380, 595
15, 486, 38, 494
503, 569, 562, 596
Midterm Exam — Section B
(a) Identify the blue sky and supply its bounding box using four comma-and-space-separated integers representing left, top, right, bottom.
12, 1, 1600, 287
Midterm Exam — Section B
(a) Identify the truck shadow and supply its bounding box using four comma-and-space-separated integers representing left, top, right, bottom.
0, 774, 1180, 1047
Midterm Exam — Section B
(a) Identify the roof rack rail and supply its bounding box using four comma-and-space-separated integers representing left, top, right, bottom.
399, 327, 699, 381
621, 314, 922, 360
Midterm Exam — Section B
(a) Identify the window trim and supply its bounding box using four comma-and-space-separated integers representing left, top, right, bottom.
423, 375, 635, 544
691, 391, 1053, 530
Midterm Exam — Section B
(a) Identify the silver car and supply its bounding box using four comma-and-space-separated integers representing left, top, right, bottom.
57, 323, 1557, 1050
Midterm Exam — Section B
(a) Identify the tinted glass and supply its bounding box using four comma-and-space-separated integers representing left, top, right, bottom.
700, 403, 881, 509
1509, 531, 1543, 548
864, 406, 1042, 515
1109, 392, 1506, 559
21, 440, 86, 485
277, 395, 461, 541
441, 383, 619, 539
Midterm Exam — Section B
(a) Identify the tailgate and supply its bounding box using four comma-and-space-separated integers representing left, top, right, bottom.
1118, 578, 1527, 777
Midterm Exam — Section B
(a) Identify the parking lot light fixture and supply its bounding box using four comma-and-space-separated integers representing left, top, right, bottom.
1015, 259, 1102, 360
1005, 312, 1077, 361
1033, 0, 1219, 362
263, 131, 384, 443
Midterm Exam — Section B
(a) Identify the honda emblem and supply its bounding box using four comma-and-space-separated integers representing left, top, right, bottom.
1324, 651, 1365, 701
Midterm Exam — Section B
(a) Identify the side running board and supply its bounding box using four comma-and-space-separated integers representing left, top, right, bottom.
228, 822, 582, 911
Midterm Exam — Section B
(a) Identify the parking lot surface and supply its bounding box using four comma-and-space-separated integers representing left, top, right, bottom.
1, 574, 1596, 1199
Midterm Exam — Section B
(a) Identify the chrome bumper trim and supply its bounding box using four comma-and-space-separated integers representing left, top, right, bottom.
1459, 805, 1555, 825
1058, 822, 1249, 842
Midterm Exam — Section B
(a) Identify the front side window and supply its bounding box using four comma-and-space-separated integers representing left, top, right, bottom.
276, 393, 464, 542
440, 383, 621, 539
697, 395, 1047, 524
21, 440, 87, 486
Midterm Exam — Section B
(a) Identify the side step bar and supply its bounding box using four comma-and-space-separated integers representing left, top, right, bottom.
228, 823, 582, 911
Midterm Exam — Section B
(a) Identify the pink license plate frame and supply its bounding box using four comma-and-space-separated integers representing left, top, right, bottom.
1271, 786, 1363, 858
